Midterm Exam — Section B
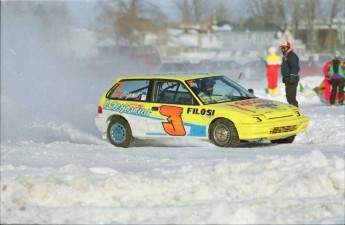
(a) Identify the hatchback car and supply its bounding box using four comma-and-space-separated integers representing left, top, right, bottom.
95, 73, 309, 147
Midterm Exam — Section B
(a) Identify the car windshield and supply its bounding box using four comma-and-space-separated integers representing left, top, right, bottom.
186, 76, 256, 104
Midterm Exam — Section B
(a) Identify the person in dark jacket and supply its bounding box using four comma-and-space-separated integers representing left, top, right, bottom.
327, 56, 345, 105
279, 41, 300, 107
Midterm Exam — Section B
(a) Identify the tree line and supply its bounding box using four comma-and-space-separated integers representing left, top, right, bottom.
98, 0, 344, 51
4, 0, 345, 52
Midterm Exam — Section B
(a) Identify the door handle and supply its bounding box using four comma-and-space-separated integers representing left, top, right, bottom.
152, 107, 159, 111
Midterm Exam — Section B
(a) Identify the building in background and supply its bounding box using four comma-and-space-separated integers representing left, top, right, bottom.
68, 18, 344, 68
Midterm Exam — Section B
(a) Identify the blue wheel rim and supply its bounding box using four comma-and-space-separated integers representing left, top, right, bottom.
111, 123, 126, 143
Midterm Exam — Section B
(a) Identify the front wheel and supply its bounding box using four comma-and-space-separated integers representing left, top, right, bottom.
209, 119, 239, 147
270, 135, 295, 144
107, 117, 133, 148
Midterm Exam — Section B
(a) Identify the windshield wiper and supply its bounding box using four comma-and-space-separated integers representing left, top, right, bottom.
231, 96, 256, 101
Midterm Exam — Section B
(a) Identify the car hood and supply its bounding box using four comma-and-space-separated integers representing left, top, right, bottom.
215, 98, 297, 119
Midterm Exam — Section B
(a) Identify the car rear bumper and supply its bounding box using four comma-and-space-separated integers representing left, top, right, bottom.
94, 116, 107, 139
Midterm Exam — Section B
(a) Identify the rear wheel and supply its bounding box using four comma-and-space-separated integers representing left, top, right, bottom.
107, 117, 132, 148
270, 135, 295, 144
209, 119, 239, 147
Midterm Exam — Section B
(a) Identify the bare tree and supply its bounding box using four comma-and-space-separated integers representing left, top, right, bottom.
210, 0, 236, 24
304, 0, 321, 51
290, 0, 304, 36
34, 2, 71, 41
243, 0, 287, 28
243, 0, 323, 51
247, 0, 264, 23
273, 0, 288, 27
323, 0, 344, 51
172, 0, 211, 23
97, 0, 166, 47
5, 1, 71, 34
173, 0, 189, 22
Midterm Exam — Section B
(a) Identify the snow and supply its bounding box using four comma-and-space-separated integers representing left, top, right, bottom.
2, 63, 344, 224
1, 3, 345, 225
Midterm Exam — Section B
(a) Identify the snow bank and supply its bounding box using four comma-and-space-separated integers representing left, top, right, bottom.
1, 150, 343, 224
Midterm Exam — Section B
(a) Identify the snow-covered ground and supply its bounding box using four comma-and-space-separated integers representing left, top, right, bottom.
1, 63, 344, 224
1, 2, 344, 224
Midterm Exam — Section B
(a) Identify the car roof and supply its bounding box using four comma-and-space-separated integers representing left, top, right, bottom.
117, 73, 221, 81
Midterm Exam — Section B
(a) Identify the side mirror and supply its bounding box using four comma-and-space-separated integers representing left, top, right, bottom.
248, 88, 254, 94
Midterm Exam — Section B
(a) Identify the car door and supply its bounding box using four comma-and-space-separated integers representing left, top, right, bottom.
145, 79, 207, 138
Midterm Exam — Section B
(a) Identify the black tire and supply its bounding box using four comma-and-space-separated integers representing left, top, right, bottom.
107, 117, 133, 148
209, 119, 239, 147
270, 135, 296, 144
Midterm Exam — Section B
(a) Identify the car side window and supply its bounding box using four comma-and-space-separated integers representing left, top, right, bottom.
107, 80, 150, 101
153, 80, 197, 105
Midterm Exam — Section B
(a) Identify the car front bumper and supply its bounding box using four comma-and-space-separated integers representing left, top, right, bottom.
237, 116, 309, 140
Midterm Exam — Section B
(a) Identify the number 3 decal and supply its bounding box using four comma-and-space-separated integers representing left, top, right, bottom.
159, 105, 186, 136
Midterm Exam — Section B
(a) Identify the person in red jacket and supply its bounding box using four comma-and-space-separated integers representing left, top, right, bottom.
323, 61, 332, 103
265, 47, 282, 96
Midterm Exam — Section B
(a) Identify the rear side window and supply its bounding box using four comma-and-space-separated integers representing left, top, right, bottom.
153, 80, 197, 105
107, 80, 150, 101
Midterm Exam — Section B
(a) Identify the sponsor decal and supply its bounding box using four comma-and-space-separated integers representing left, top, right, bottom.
186, 108, 215, 116
118, 91, 147, 100
227, 99, 278, 112
103, 100, 150, 117
125, 102, 145, 108
112, 82, 124, 97
103, 103, 202, 137
227, 104, 256, 112
234, 99, 277, 108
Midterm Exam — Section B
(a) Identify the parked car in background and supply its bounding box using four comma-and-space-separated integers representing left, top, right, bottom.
243, 56, 325, 79
130, 52, 161, 71
299, 60, 323, 77
156, 60, 193, 73
242, 59, 267, 80
95, 73, 309, 148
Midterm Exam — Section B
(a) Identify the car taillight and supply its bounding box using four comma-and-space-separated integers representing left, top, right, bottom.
98, 106, 103, 114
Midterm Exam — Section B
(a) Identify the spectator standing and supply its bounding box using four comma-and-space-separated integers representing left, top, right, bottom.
327, 56, 345, 105
279, 42, 300, 107
265, 47, 281, 96
323, 60, 332, 103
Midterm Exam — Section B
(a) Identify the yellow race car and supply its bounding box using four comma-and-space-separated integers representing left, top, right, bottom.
95, 73, 309, 147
